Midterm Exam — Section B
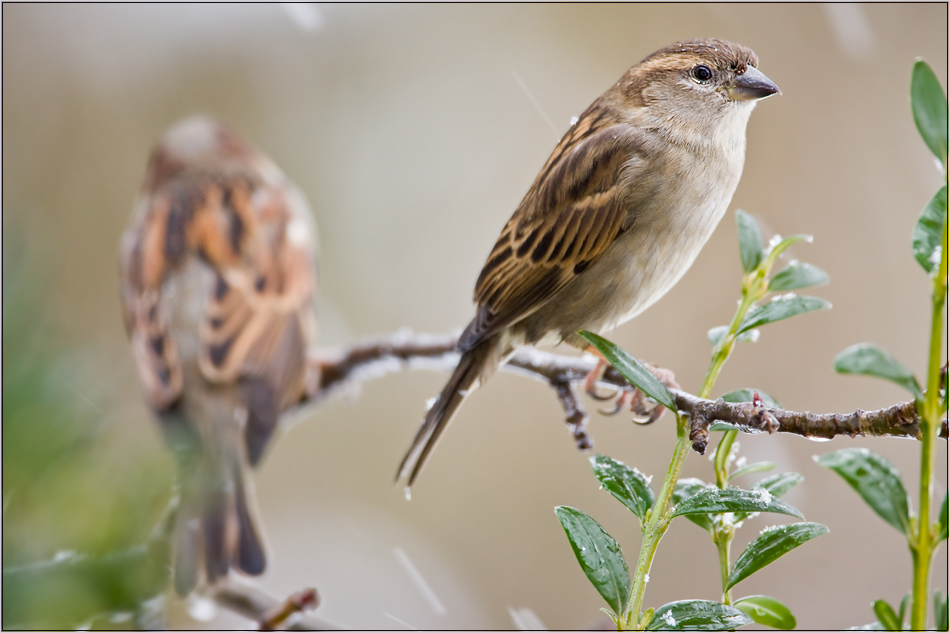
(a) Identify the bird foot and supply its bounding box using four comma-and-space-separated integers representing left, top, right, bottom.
583, 351, 679, 425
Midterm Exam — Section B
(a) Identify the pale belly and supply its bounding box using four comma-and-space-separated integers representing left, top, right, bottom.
517, 194, 730, 349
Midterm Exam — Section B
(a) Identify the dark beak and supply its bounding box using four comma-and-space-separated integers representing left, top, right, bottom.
728, 66, 781, 101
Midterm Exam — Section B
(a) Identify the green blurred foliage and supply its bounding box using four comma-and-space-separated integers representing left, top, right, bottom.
2, 239, 174, 628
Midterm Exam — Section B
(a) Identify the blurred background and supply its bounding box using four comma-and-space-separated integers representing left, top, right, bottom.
2, 3, 947, 630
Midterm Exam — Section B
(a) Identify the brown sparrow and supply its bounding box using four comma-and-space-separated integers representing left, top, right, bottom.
119, 117, 318, 595
398, 39, 780, 488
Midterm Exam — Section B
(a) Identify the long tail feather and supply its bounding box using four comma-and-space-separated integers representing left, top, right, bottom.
397, 341, 495, 488
172, 481, 201, 596
234, 461, 266, 575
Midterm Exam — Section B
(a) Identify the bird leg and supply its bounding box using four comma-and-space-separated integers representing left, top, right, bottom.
583, 348, 622, 401
629, 363, 681, 424
583, 349, 680, 425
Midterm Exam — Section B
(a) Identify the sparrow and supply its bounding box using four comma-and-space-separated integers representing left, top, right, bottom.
398, 39, 780, 488
119, 116, 319, 595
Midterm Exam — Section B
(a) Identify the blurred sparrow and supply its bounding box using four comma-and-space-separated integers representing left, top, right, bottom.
120, 117, 318, 594
399, 39, 779, 488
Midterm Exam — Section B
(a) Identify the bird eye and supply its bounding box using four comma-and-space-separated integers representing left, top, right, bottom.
691, 65, 713, 82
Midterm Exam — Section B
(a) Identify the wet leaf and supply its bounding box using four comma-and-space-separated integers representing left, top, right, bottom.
736, 210, 764, 273
590, 455, 655, 522
646, 600, 752, 631
729, 461, 776, 481
735, 472, 804, 523
579, 331, 676, 411
754, 472, 804, 498
734, 595, 796, 630
726, 522, 829, 590
937, 491, 948, 542
873, 599, 901, 631
934, 591, 948, 632
672, 486, 803, 520
911, 59, 948, 168
707, 326, 759, 347
898, 593, 911, 629
554, 506, 630, 617
765, 234, 813, 264
768, 261, 829, 292
737, 295, 830, 335
912, 185, 947, 275
672, 479, 715, 532
815, 449, 911, 535
834, 343, 924, 401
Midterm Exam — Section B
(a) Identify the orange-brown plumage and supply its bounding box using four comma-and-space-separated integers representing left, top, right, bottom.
120, 116, 318, 594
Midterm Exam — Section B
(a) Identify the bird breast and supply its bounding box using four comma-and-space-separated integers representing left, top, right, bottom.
524, 143, 744, 348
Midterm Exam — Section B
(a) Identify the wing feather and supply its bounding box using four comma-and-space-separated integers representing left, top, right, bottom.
460, 114, 647, 351
120, 163, 317, 414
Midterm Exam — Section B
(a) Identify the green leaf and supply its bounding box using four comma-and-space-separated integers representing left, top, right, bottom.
815, 449, 911, 535
734, 595, 797, 630
638, 608, 655, 630
646, 600, 752, 631
707, 326, 728, 347
578, 331, 676, 411
721, 388, 782, 409
912, 185, 948, 275
672, 479, 715, 532
726, 522, 829, 590
765, 234, 813, 264
872, 599, 901, 631
590, 455, 655, 522
934, 591, 948, 632
737, 295, 831, 335
937, 491, 948, 542
729, 461, 776, 481
736, 210, 764, 273
754, 472, 805, 498
554, 506, 630, 617
898, 593, 911, 629
768, 261, 830, 292
833, 343, 924, 401
708, 421, 741, 432
707, 326, 759, 347
672, 486, 804, 520
911, 59, 948, 168
735, 472, 805, 523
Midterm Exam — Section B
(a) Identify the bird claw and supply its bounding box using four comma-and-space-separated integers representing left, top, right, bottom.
584, 357, 622, 401
598, 390, 632, 415
589, 361, 679, 425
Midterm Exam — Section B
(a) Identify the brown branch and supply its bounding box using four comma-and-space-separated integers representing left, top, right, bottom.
214, 580, 335, 631
303, 330, 949, 448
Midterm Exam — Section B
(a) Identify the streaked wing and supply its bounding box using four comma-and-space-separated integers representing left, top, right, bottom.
120, 162, 317, 418
460, 111, 647, 351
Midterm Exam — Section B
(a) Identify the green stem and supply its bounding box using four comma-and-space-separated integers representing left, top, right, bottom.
715, 526, 734, 605
627, 416, 691, 626
911, 196, 948, 631
704, 273, 766, 604
713, 431, 737, 489
626, 274, 765, 628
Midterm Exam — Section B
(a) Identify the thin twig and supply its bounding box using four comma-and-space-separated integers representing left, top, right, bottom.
304, 330, 948, 446
214, 580, 334, 631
